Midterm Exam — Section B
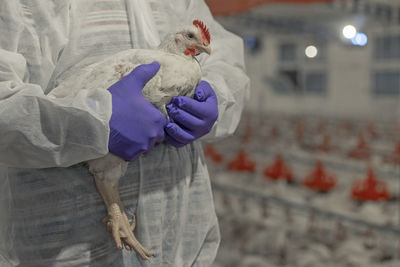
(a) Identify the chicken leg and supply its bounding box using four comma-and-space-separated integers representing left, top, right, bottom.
87, 154, 153, 260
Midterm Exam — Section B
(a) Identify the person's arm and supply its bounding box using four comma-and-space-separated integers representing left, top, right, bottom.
0, 49, 112, 168
0, 2, 112, 168
185, 0, 250, 139
165, 0, 250, 144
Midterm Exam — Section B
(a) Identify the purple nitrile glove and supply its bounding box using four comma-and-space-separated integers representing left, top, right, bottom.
108, 62, 167, 161
165, 81, 218, 147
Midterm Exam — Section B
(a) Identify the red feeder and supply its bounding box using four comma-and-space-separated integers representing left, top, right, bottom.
339, 120, 353, 136
366, 123, 378, 139
351, 167, 391, 202
316, 120, 326, 135
263, 154, 293, 182
270, 124, 280, 139
383, 141, 400, 164
348, 133, 370, 160
315, 133, 332, 152
295, 121, 304, 143
227, 149, 256, 172
302, 161, 336, 192
204, 144, 223, 164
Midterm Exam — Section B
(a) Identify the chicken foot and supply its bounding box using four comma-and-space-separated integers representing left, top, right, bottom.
94, 175, 153, 260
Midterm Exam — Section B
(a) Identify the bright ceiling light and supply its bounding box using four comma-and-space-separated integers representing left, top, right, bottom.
305, 45, 318, 58
351, 32, 368, 46
342, 25, 357, 39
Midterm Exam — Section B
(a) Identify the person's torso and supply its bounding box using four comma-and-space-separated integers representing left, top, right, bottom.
17, 0, 189, 92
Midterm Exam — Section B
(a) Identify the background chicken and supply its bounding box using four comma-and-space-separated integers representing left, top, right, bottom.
48, 20, 211, 260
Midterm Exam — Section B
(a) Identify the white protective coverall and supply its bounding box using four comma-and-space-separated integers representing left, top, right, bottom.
0, 0, 249, 266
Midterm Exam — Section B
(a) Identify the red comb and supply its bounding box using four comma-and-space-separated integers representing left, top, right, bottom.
193, 20, 210, 44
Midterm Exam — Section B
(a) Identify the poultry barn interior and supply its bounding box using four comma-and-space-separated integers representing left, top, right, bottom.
204, 0, 400, 266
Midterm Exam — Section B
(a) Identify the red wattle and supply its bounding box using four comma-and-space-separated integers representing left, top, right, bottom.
185, 48, 197, 56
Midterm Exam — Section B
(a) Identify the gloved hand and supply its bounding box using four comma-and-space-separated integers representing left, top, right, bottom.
108, 62, 167, 161
165, 81, 218, 147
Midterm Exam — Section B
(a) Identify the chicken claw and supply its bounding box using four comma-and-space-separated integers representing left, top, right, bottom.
103, 203, 153, 260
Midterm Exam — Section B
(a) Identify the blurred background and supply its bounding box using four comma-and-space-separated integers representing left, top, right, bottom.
203, 0, 400, 266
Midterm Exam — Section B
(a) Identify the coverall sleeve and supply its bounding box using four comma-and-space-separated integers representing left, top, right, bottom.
0, 2, 111, 169
186, 0, 250, 140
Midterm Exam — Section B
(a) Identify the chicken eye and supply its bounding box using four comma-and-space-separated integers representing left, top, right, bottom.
187, 33, 194, 39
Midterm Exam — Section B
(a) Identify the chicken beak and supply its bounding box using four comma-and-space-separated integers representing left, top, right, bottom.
194, 43, 211, 55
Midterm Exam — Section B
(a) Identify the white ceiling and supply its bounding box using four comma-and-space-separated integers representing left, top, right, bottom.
216, 0, 399, 36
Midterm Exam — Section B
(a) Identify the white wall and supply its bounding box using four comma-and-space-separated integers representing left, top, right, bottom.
244, 26, 400, 122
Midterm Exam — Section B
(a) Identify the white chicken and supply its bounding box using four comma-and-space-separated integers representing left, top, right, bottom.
48, 20, 211, 260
